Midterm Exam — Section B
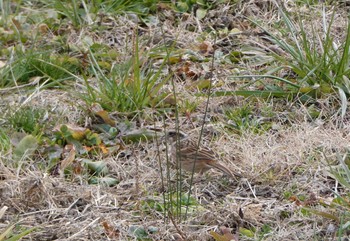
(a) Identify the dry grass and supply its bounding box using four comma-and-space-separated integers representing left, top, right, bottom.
2, 90, 349, 240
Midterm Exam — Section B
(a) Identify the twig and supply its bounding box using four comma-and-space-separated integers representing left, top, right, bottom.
0, 77, 42, 93
169, 211, 187, 240
67, 217, 100, 240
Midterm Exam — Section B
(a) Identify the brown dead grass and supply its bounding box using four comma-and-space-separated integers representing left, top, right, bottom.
1, 90, 349, 240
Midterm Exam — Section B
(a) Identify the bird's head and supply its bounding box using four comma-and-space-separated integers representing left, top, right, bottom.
162, 129, 188, 143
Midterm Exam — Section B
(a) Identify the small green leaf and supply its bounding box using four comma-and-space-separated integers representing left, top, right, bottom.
147, 226, 158, 234
13, 135, 38, 160
83, 159, 109, 176
5, 227, 37, 241
239, 227, 254, 238
302, 207, 340, 222
121, 129, 158, 143
196, 8, 207, 20
0, 224, 15, 240
336, 87, 348, 119
85, 132, 102, 146
128, 225, 149, 239
176, 2, 189, 12
89, 176, 119, 186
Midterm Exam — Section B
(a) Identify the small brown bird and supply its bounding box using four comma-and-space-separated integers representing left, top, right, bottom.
164, 130, 241, 179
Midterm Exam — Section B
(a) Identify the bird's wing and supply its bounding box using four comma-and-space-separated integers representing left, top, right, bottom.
176, 140, 217, 161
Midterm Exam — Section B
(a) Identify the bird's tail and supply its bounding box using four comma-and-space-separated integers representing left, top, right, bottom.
211, 163, 242, 180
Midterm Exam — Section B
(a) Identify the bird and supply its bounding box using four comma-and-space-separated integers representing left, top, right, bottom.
163, 130, 241, 179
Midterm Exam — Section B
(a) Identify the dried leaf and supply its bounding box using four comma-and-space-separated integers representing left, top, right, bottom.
38, 23, 49, 34
102, 220, 120, 239
210, 231, 228, 241
289, 195, 303, 206
157, 2, 172, 10
0, 206, 8, 219
54, 124, 88, 141
210, 227, 237, 241
303, 193, 318, 206
97, 110, 116, 126
72, 161, 83, 175
177, 61, 201, 80
98, 143, 109, 155
11, 18, 22, 30
90, 103, 116, 126
60, 145, 76, 170
220, 226, 237, 241
199, 41, 213, 56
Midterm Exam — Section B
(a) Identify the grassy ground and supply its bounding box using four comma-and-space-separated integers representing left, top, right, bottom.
1, 0, 350, 240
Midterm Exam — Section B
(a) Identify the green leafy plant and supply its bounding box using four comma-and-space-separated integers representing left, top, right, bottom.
0, 0, 10, 27
55, 0, 161, 19
295, 0, 333, 6
250, 4, 350, 111
142, 192, 200, 215
225, 4, 350, 119
50, 0, 86, 28
301, 152, 350, 238
0, 128, 10, 153
175, 0, 221, 19
0, 0, 20, 28
224, 103, 273, 134
7, 106, 46, 134
0, 207, 37, 241
80, 32, 171, 112
0, 224, 37, 241
179, 98, 199, 115
102, 0, 159, 15
0, 49, 81, 87
328, 153, 350, 236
